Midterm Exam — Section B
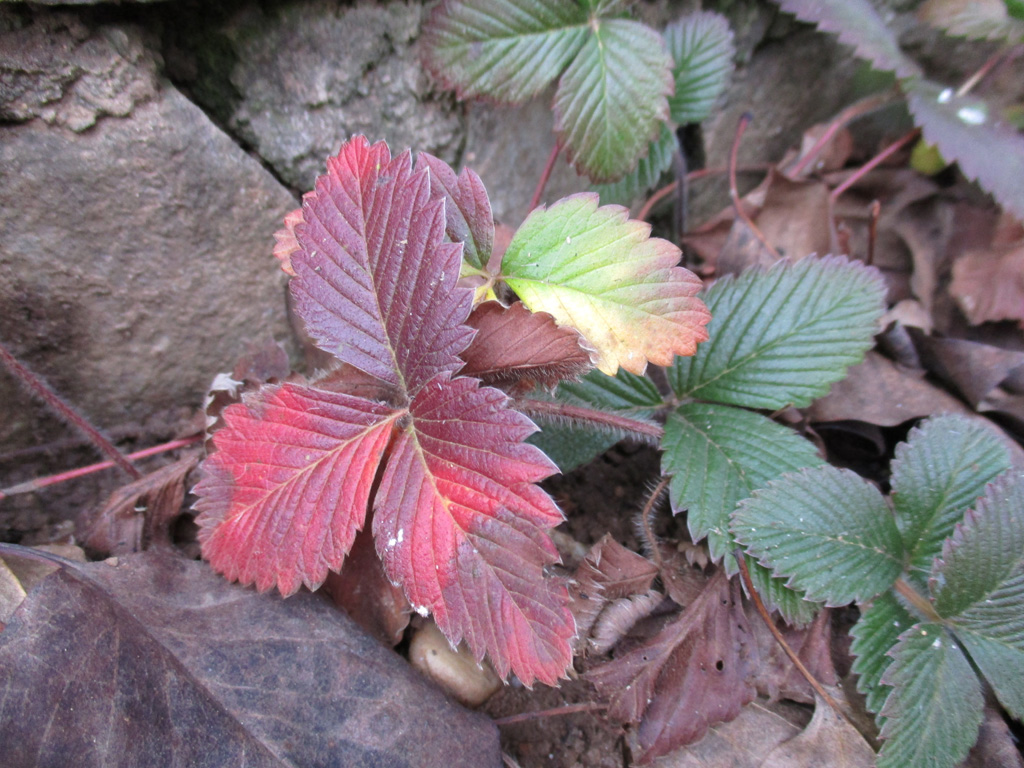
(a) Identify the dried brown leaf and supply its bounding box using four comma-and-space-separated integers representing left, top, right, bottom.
760, 690, 875, 768
950, 240, 1024, 326
83, 453, 199, 556
460, 301, 594, 388
587, 571, 757, 763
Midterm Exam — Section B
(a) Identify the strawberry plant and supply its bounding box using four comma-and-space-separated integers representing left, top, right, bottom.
192, 135, 710, 686
421, 0, 735, 198
732, 414, 1024, 768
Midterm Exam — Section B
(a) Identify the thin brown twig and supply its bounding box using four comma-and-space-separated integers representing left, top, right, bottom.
0, 341, 141, 480
788, 88, 901, 178
529, 142, 561, 213
0, 435, 202, 500
733, 549, 859, 729
956, 50, 1004, 97
637, 164, 773, 223
729, 113, 781, 260
830, 128, 921, 202
493, 702, 606, 727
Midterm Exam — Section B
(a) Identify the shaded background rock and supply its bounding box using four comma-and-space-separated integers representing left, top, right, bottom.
164, 0, 465, 192
0, 7, 297, 539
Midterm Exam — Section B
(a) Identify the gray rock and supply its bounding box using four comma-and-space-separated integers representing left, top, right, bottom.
0, 13, 297, 535
168, 0, 465, 193
0, 9, 160, 131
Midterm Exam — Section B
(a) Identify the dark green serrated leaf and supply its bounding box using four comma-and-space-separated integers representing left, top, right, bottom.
664, 403, 823, 564
772, 0, 921, 78
850, 592, 916, 718
528, 422, 621, 474
905, 78, 1024, 221
554, 18, 673, 182
878, 625, 983, 768
931, 471, 1024, 718
744, 555, 821, 625
593, 123, 676, 206
421, 0, 589, 104
932, 470, 1024, 617
668, 257, 887, 409
891, 415, 1011, 585
1009, 0, 1024, 20
665, 12, 735, 124
732, 466, 903, 605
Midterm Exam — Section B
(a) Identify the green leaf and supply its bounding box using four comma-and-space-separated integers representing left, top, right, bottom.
528, 421, 621, 474
421, 0, 589, 104
501, 193, 710, 376
891, 415, 1011, 583
850, 592, 916, 718
554, 18, 673, 182
771, 0, 921, 78
919, 0, 1024, 42
665, 12, 735, 124
905, 78, 1024, 222
668, 256, 887, 409
931, 471, 1024, 718
663, 403, 823, 563
877, 625, 983, 768
732, 465, 904, 605
744, 555, 821, 625
1009, 0, 1024, 20
593, 122, 676, 206
932, 470, 1024, 616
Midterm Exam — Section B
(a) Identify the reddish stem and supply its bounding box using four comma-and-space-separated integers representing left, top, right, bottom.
830, 128, 921, 202
529, 143, 561, 213
0, 340, 141, 480
788, 88, 900, 178
493, 702, 605, 727
729, 113, 781, 260
734, 550, 857, 727
637, 164, 773, 223
0, 435, 201, 500
514, 398, 664, 444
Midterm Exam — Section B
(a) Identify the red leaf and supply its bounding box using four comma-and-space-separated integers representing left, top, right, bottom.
289, 136, 474, 395
461, 301, 595, 388
194, 383, 401, 596
417, 152, 494, 273
373, 373, 573, 686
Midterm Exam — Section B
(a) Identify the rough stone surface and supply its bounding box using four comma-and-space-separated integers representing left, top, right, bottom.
166, 0, 465, 193
0, 8, 160, 131
0, 12, 297, 535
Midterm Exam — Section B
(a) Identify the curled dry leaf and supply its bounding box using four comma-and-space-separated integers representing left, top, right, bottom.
760, 689, 875, 768
409, 619, 502, 707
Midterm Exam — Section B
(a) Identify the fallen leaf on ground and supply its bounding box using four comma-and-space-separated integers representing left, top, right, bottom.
0, 549, 501, 768
950, 239, 1024, 326
760, 689, 874, 768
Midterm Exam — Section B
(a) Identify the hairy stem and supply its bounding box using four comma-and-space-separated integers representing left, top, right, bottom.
636, 476, 671, 574
0, 340, 141, 480
514, 398, 664, 445
529, 143, 561, 213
